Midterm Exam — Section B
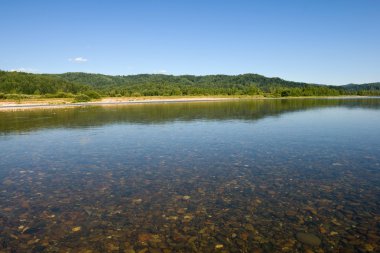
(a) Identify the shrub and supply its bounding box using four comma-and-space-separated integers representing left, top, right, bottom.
281, 90, 291, 97
55, 92, 74, 98
5, 94, 31, 100
131, 92, 141, 97
73, 94, 91, 102
44, 92, 74, 98
84, 90, 101, 99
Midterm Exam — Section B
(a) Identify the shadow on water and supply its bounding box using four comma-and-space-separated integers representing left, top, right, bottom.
1, 98, 380, 134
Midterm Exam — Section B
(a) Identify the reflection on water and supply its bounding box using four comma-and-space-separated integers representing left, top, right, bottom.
0, 98, 379, 252
1, 98, 380, 134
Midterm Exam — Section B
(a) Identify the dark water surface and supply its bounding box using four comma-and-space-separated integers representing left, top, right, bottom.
0, 98, 379, 252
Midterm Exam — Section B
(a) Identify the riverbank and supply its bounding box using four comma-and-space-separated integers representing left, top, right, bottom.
0, 95, 374, 111
0, 96, 241, 111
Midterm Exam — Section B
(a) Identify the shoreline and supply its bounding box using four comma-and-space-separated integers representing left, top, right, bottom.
0, 95, 376, 111
0, 97, 238, 111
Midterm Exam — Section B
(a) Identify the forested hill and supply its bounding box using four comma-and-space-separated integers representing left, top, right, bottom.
52, 72, 315, 89
0, 71, 90, 95
1, 70, 379, 97
48, 72, 380, 96
343, 82, 380, 92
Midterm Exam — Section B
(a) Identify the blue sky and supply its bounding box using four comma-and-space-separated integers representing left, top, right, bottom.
1, 0, 379, 85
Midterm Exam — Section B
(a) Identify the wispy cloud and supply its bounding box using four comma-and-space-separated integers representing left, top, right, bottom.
154, 69, 168, 74
10, 67, 38, 73
68, 57, 88, 63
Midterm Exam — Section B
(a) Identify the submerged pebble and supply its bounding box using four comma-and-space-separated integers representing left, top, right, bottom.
296, 232, 321, 246
72, 226, 81, 232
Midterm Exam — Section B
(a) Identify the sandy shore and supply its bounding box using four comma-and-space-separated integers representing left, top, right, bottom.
0, 96, 375, 111
0, 97, 238, 111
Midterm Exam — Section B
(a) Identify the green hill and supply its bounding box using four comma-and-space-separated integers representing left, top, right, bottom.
343, 82, 380, 95
1, 70, 379, 98
48, 72, 342, 96
0, 71, 89, 95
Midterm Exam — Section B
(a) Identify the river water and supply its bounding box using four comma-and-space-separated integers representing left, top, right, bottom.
0, 98, 379, 252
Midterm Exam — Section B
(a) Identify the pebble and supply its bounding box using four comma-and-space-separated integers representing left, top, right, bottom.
364, 244, 374, 252
72, 226, 81, 232
215, 244, 224, 249
296, 232, 321, 246
132, 198, 142, 204
319, 227, 327, 234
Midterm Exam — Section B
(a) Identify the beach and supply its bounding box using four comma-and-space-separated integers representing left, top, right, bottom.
0, 97, 239, 111
0, 96, 374, 111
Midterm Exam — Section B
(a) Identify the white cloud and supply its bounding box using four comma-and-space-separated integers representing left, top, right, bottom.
69, 57, 88, 63
9, 67, 38, 73
154, 69, 168, 74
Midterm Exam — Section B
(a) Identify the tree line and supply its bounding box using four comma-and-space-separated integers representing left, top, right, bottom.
1, 70, 379, 99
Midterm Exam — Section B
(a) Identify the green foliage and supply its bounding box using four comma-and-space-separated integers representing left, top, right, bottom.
84, 90, 101, 99
73, 94, 91, 102
5, 94, 32, 100
44, 92, 75, 98
54, 72, 378, 97
0, 70, 90, 95
131, 92, 142, 97
1, 70, 379, 99
281, 90, 291, 97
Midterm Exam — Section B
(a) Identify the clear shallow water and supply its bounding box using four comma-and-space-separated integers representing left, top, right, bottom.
0, 98, 379, 252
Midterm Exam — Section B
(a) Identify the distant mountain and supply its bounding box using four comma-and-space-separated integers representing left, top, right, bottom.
50, 72, 317, 88
1, 70, 379, 97
343, 82, 380, 91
